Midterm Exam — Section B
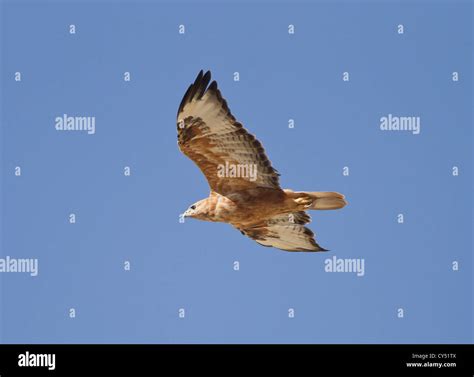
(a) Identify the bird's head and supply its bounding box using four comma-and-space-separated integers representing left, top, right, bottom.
182, 199, 209, 220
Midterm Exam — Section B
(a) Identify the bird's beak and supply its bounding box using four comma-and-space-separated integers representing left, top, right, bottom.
182, 210, 189, 218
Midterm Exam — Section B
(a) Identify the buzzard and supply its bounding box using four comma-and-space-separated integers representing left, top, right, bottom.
178, 70, 347, 252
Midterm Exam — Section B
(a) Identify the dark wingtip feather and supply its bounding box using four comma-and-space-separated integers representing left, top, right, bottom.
208, 80, 218, 92
311, 238, 329, 252
177, 70, 212, 116
177, 84, 193, 117
197, 71, 212, 99
193, 70, 204, 86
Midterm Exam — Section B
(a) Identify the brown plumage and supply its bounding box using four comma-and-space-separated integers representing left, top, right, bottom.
178, 70, 347, 252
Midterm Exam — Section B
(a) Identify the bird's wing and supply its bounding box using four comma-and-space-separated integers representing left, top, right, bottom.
237, 212, 328, 252
177, 70, 280, 196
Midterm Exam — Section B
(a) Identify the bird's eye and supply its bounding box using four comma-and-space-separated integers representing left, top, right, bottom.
190, 205, 196, 210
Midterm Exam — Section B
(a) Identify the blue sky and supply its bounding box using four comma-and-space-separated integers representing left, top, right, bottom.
0, 0, 472, 343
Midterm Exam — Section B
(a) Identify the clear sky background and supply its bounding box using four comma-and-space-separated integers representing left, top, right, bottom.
0, 0, 472, 343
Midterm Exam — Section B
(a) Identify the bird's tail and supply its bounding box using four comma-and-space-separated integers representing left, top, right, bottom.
285, 190, 347, 210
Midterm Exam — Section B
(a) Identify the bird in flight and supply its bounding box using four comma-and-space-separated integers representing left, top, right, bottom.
177, 70, 347, 252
